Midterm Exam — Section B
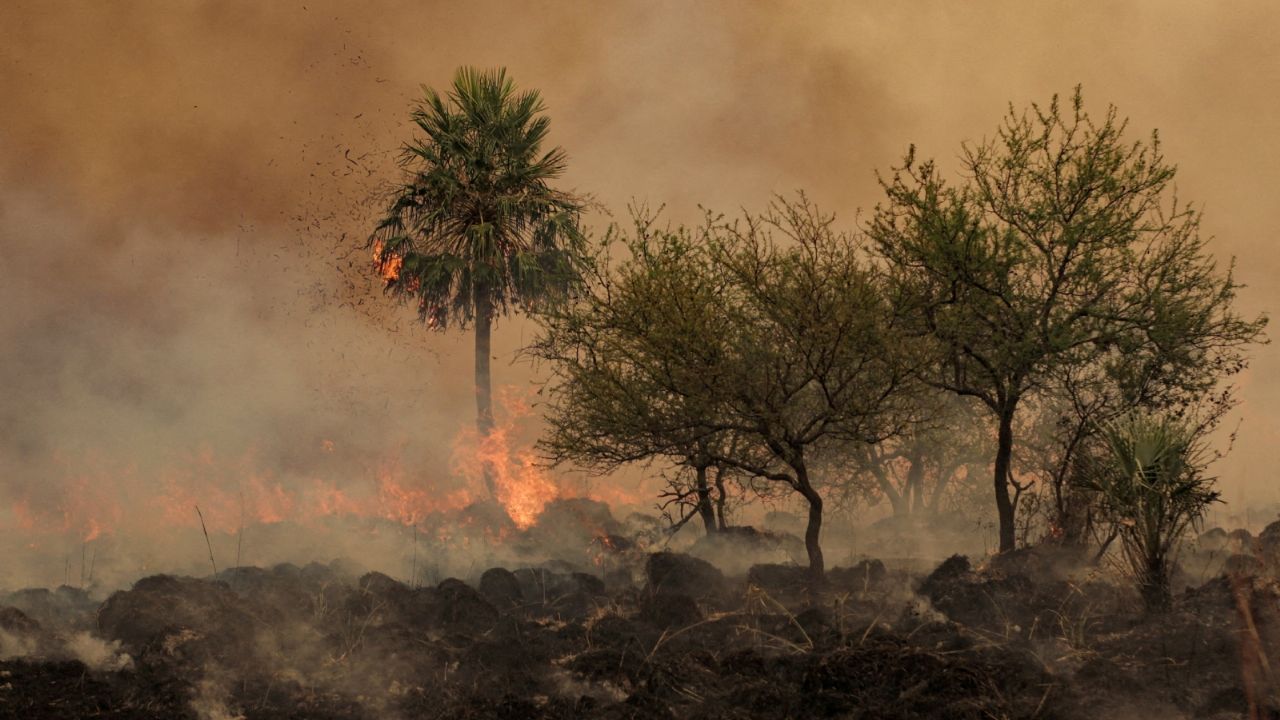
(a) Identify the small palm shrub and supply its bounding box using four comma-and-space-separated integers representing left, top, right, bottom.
1081, 412, 1220, 612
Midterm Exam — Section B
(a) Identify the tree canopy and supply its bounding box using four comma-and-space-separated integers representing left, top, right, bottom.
534, 196, 920, 581
869, 87, 1266, 552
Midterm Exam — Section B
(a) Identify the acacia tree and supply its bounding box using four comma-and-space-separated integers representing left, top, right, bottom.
536, 196, 917, 582
371, 66, 585, 498
706, 199, 920, 582
531, 211, 747, 536
1026, 282, 1256, 549
853, 395, 987, 518
870, 88, 1265, 553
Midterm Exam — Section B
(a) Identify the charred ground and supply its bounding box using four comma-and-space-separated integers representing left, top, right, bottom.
1, 512, 1277, 720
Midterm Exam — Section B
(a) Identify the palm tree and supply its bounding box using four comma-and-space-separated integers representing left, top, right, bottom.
371, 67, 586, 498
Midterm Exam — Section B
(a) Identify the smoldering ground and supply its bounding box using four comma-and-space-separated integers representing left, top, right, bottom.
1, 524, 1279, 719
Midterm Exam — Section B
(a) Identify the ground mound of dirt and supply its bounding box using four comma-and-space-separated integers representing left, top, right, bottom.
478, 566, 523, 607
97, 574, 262, 664
2, 585, 98, 633
433, 577, 499, 633
688, 526, 806, 575
828, 558, 889, 591
645, 552, 727, 600
2, 548, 1274, 719
746, 563, 808, 591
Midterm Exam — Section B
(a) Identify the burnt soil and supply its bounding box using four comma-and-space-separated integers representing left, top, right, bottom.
1, 546, 1277, 719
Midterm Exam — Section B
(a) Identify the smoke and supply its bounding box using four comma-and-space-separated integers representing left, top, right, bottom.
2, 1, 1279, 585
0, 628, 37, 660
64, 631, 133, 672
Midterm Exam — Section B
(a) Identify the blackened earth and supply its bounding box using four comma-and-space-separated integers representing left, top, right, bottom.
0, 544, 1277, 719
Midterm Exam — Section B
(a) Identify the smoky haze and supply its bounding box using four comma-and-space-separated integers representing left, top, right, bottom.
1, 1, 1278, 585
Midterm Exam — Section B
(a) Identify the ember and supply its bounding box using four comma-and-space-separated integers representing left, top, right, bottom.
370, 239, 402, 284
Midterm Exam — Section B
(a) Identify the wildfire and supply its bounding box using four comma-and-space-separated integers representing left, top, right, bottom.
2, 388, 640, 548
369, 455, 472, 525
7, 451, 127, 543
451, 389, 560, 529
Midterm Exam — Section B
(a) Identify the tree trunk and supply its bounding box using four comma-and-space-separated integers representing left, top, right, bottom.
871, 464, 905, 517
474, 294, 496, 499
907, 448, 926, 515
1140, 551, 1172, 613
712, 466, 728, 531
994, 405, 1017, 553
1056, 491, 1092, 548
927, 465, 956, 515
694, 465, 717, 535
794, 462, 825, 586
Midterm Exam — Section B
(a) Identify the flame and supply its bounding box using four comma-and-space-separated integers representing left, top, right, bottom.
153, 448, 302, 532
372, 239, 403, 283
2, 387, 643, 548
368, 455, 472, 525
450, 389, 560, 529
7, 451, 127, 543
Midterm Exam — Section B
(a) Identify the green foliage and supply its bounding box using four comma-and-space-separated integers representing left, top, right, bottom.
869, 86, 1266, 551
533, 195, 919, 578
531, 207, 732, 470
1080, 411, 1219, 611
370, 66, 586, 327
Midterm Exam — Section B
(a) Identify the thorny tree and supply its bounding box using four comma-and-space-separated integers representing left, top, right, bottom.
535, 196, 919, 583
850, 394, 988, 519
869, 88, 1266, 553
531, 210, 746, 536
1019, 291, 1259, 550
371, 66, 586, 498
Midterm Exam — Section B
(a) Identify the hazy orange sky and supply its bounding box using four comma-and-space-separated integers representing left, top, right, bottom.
2, 1, 1279, 534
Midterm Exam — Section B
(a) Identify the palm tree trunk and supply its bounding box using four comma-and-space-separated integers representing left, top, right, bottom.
1140, 552, 1172, 613
475, 295, 496, 499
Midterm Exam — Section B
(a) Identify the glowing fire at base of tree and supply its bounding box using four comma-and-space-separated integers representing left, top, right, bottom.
448, 389, 558, 525
2, 388, 595, 546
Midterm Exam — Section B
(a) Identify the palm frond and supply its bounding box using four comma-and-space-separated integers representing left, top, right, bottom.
370, 66, 586, 327
1082, 410, 1218, 611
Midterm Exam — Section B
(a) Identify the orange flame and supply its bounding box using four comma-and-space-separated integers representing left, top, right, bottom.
3, 388, 650, 547
8, 451, 127, 543
372, 239, 403, 283
450, 389, 560, 529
